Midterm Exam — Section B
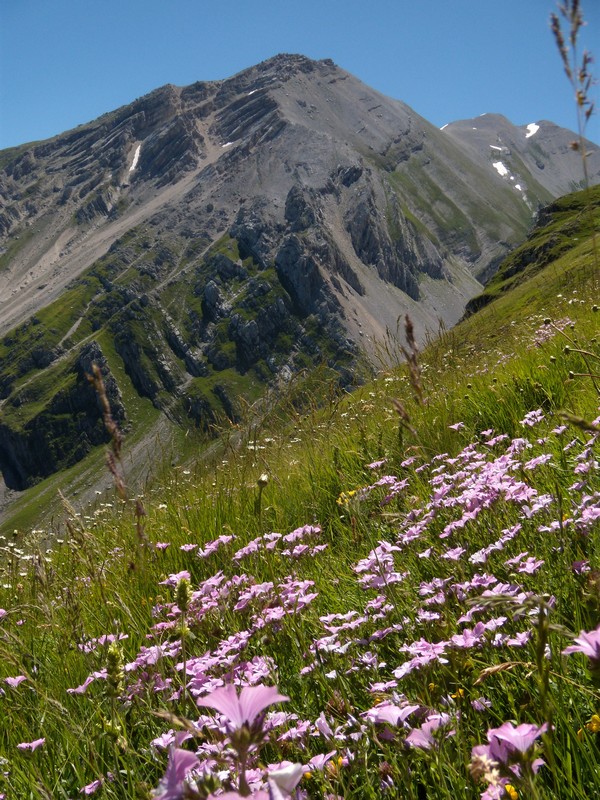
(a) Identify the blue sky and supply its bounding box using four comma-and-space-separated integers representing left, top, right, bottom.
1, 0, 598, 149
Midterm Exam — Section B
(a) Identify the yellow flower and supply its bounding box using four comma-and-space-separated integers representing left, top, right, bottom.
505, 784, 518, 800
326, 756, 344, 776
587, 714, 600, 733
579, 713, 600, 739
336, 489, 357, 506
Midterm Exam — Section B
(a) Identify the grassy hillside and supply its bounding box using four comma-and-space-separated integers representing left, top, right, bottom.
464, 184, 600, 314
0, 187, 598, 799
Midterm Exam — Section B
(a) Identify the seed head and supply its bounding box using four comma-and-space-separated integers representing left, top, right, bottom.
106, 641, 124, 698
176, 578, 192, 615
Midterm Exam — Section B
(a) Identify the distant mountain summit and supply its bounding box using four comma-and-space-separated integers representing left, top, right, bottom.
0, 53, 598, 491
443, 112, 592, 201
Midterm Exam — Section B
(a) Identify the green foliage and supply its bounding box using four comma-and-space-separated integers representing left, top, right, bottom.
387, 167, 480, 255
0, 184, 599, 798
466, 184, 600, 314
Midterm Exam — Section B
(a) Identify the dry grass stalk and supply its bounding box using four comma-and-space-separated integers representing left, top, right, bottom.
551, 0, 598, 284
474, 661, 535, 685
87, 363, 127, 500
400, 315, 426, 406
391, 397, 417, 439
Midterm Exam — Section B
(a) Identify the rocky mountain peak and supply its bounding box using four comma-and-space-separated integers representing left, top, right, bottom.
1, 56, 599, 493
226, 53, 335, 86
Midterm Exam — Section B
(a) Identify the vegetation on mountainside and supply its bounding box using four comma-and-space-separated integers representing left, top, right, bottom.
0, 180, 598, 798
465, 184, 600, 314
0, 224, 352, 492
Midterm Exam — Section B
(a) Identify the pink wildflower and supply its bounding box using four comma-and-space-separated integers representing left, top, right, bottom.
17, 738, 45, 751
562, 626, 600, 667
159, 570, 191, 587
197, 684, 289, 731
571, 560, 591, 574
520, 409, 544, 427
363, 702, 420, 727
405, 713, 454, 749
487, 720, 547, 762
80, 779, 103, 795
5, 675, 27, 688
267, 762, 305, 799
153, 747, 201, 799
517, 557, 544, 574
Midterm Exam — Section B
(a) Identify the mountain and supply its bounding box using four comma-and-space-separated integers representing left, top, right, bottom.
0, 53, 599, 497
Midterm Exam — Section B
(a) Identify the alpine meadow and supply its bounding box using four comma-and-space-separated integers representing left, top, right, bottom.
0, 2, 599, 799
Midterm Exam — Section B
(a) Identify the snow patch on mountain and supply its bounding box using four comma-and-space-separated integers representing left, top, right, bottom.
526, 123, 540, 138
491, 160, 527, 201
128, 144, 141, 173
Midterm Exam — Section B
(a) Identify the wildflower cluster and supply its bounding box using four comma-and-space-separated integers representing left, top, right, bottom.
30, 400, 591, 798
0, 290, 598, 798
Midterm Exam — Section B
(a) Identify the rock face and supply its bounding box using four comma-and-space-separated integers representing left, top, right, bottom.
0, 53, 599, 489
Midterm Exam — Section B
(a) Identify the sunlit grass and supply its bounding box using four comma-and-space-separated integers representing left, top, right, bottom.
0, 188, 599, 798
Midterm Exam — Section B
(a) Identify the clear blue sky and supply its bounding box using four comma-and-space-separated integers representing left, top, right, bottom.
1, 0, 598, 149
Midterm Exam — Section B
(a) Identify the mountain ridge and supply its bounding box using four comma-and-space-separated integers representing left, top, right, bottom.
0, 53, 599, 497
2, 54, 598, 336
